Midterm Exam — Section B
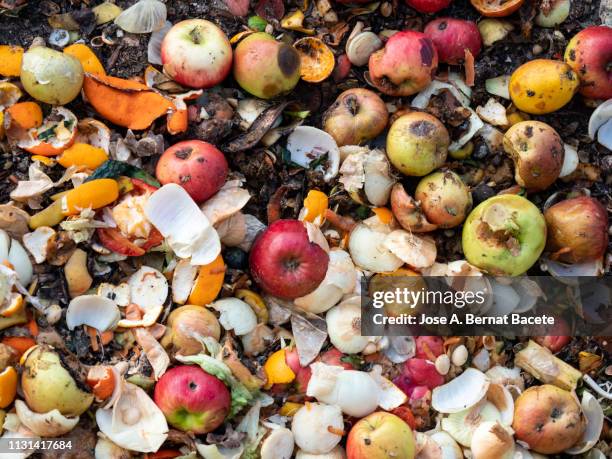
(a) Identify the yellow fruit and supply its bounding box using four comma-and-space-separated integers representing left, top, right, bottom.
62, 179, 119, 215
0, 367, 18, 409
264, 349, 296, 388
509, 59, 579, 114
58, 143, 109, 169
63, 44, 106, 75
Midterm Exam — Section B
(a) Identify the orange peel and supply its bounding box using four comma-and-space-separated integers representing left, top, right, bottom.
373, 207, 394, 225
264, 349, 296, 388
470, 0, 525, 17
294, 37, 335, 83
86, 366, 116, 401
5, 101, 42, 130
0, 45, 24, 77
82, 73, 173, 130
63, 43, 106, 75
187, 254, 225, 306
16, 107, 77, 156
302, 189, 328, 223
62, 179, 119, 215
0, 366, 18, 409
58, 143, 109, 169
0, 293, 24, 318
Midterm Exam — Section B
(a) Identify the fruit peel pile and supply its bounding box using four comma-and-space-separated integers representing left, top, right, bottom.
0, 0, 610, 458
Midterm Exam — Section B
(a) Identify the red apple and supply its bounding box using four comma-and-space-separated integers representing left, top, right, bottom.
156, 140, 228, 203
424, 18, 482, 64
564, 26, 612, 100
161, 19, 232, 89
347, 412, 416, 459
249, 219, 329, 299
368, 31, 438, 96
406, 0, 451, 13
535, 317, 571, 353
154, 365, 230, 434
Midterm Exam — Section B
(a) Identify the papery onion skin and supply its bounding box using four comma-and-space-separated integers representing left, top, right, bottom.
544, 196, 609, 264
471, 421, 515, 459
160, 305, 221, 356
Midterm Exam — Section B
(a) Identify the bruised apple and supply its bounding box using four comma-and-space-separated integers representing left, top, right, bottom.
544, 196, 609, 263
322, 88, 389, 146
513, 385, 585, 454
424, 18, 482, 65
386, 112, 449, 176
415, 170, 472, 228
347, 412, 416, 459
161, 19, 232, 89
368, 31, 438, 96
154, 365, 230, 434
156, 140, 228, 203
564, 26, 612, 100
233, 32, 301, 99
462, 194, 546, 276
249, 219, 329, 299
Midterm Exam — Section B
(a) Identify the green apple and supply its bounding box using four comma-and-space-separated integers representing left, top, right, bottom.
462, 194, 546, 276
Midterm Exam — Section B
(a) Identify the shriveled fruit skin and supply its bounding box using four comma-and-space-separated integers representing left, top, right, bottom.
462, 194, 546, 276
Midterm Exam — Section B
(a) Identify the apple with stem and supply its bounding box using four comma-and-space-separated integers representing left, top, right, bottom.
249, 219, 329, 299
162, 19, 232, 89
154, 365, 230, 434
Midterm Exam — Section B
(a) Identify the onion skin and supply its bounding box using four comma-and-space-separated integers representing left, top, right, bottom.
544, 196, 609, 263
161, 305, 221, 356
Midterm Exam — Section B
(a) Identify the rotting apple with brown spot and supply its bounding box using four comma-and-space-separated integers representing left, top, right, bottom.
368, 31, 438, 97
155, 140, 228, 203
322, 88, 389, 146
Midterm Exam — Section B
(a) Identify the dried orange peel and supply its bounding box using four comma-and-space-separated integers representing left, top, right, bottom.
264, 349, 296, 388
15, 107, 77, 156
86, 366, 116, 401
0, 366, 17, 409
0, 45, 24, 77
83, 73, 174, 130
294, 37, 335, 83
188, 254, 225, 306
63, 44, 106, 75
58, 143, 109, 169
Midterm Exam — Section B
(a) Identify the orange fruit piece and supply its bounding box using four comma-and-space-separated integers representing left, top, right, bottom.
264, 349, 296, 388
0, 45, 24, 77
58, 143, 109, 169
188, 254, 226, 306
6, 101, 43, 130
166, 108, 188, 135
82, 74, 173, 130
0, 294, 24, 318
302, 189, 328, 223
294, 37, 335, 83
470, 0, 525, 17
373, 207, 394, 225
62, 178, 119, 215
63, 44, 106, 75
86, 366, 115, 400
1, 336, 36, 359
0, 366, 18, 408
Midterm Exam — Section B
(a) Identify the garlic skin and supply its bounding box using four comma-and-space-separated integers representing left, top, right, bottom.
115, 0, 167, 33
291, 403, 344, 454
470, 421, 514, 459
326, 297, 371, 354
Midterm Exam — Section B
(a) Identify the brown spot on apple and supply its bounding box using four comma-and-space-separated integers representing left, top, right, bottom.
419, 38, 435, 67
278, 44, 300, 77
